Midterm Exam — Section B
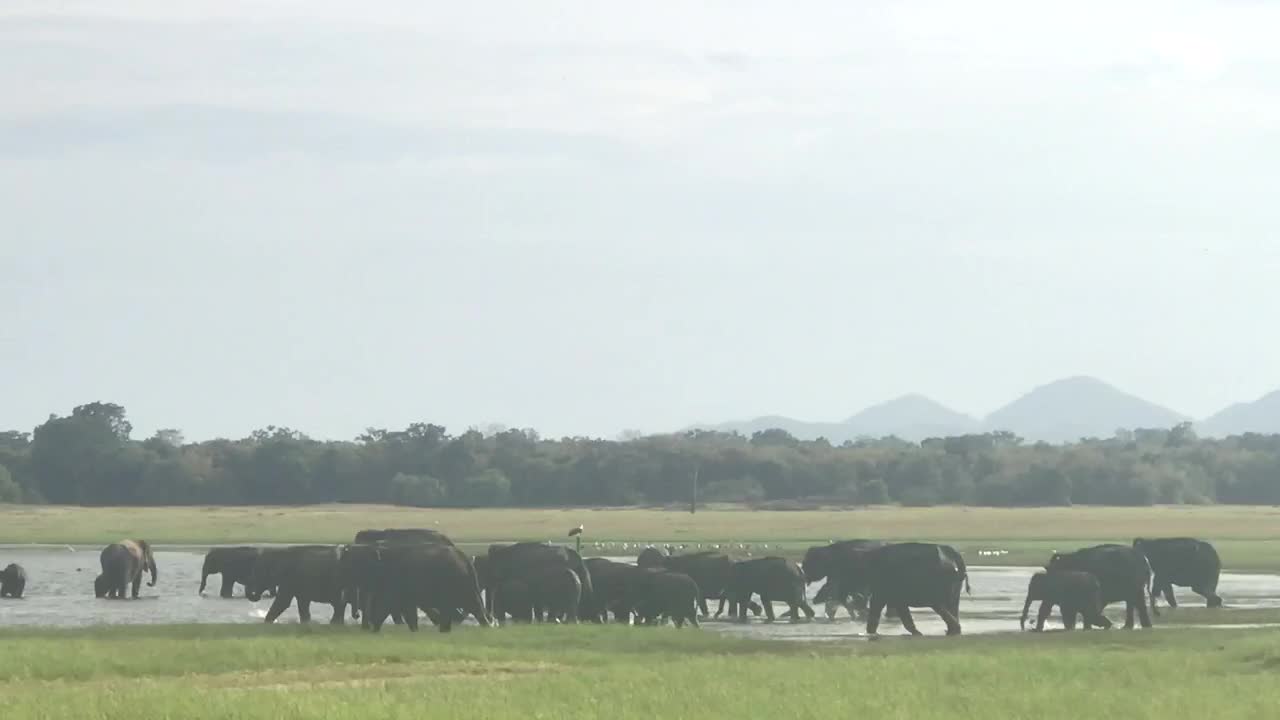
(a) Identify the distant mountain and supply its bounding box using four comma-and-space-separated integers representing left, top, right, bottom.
983, 376, 1188, 443
844, 394, 981, 440
1199, 390, 1280, 437
687, 415, 856, 443
687, 395, 978, 443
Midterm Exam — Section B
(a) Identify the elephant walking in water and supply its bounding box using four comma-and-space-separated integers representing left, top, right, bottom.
1020, 570, 1112, 631
833, 542, 967, 637
1132, 537, 1223, 612
1, 563, 26, 598
95, 540, 158, 599
1046, 544, 1151, 629
200, 546, 263, 598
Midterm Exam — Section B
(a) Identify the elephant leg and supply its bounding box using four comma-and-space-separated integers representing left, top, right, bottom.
1193, 584, 1223, 608
798, 599, 815, 620
329, 602, 344, 624
404, 603, 421, 631
131, 575, 142, 599
866, 596, 886, 636
897, 606, 922, 636
1162, 583, 1177, 609
1061, 604, 1077, 630
220, 577, 236, 599
697, 596, 710, 617
932, 604, 961, 636
1136, 592, 1152, 629
264, 593, 292, 624
1035, 602, 1053, 632
297, 599, 313, 624
761, 595, 776, 621
1124, 599, 1136, 629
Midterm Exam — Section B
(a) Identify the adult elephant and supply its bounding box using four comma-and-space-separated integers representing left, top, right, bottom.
801, 539, 884, 619
345, 543, 490, 632
1020, 570, 1112, 632
637, 549, 738, 618
484, 542, 593, 621
1046, 544, 1152, 629
95, 540, 157, 599
246, 545, 351, 624
354, 528, 456, 546
199, 547, 263, 598
1132, 537, 1223, 611
725, 557, 814, 622
834, 542, 967, 636
1, 563, 26, 598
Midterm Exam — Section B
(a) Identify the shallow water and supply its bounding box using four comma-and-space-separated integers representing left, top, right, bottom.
2, 547, 1277, 638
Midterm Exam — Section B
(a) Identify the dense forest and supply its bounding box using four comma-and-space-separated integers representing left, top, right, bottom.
2, 402, 1280, 507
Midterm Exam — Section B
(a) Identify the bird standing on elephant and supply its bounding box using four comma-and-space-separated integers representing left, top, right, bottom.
95, 540, 157, 599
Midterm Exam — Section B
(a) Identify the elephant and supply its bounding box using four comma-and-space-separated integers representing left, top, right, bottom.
637, 549, 750, 618
199, 546, 263, 598
813, 578, 870, 620
1132, 537, 1223, 611
343, 542, 490, 632
353, 528, 456, 546
583, 557, 648, 623
1020, 570, 1112, 631
801, 539, 885, 619
832, 542, 967, 636
246, 545, 352, 624
724, 557, 814, 622
1046, 544, 1152, 629
495, 566, 581, 624
627, 569, 701, 628
95, 540, 157, 599
484, 542, 593, 621
1, 563, 26, 598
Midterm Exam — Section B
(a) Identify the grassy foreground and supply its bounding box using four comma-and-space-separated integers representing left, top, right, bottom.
1, 623, 1279, 719
5, 504, 1280, 570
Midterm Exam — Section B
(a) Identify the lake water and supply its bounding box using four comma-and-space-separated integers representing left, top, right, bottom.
3, 546, 1278, 638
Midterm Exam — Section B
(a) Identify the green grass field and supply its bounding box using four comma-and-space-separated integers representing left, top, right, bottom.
1, 623, 1278, 719
5, 503, 1280, 569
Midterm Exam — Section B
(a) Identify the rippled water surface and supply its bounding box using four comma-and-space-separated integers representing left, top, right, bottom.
2, 547, 1277, 638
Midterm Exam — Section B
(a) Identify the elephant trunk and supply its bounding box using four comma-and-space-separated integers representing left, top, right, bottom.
148, 553, 158, 587
1020, 591, 1034, 631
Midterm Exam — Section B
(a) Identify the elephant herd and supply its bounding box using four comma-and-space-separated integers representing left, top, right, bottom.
0, 532, 1225, 638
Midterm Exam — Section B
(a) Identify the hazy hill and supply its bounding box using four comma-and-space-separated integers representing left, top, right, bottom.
843, 394, 981, 440
688, 395, 979, 444
983, 376, 1188, 443
1199, 390, 1280, 437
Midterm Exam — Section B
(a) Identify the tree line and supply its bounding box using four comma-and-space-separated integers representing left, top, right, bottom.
2, 402, 1280, 507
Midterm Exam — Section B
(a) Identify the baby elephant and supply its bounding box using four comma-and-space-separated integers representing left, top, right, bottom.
1021, 570, 1112, 632
1, 563, 26, 598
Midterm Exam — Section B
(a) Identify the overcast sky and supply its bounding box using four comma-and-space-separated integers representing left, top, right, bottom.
3, 0, 1280, 441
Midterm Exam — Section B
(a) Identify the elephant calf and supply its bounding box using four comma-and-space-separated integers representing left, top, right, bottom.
498, 566, 581, 624
1, 563, 26, 598
1021, 570, 1112, 632
631, 570, 701, 628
